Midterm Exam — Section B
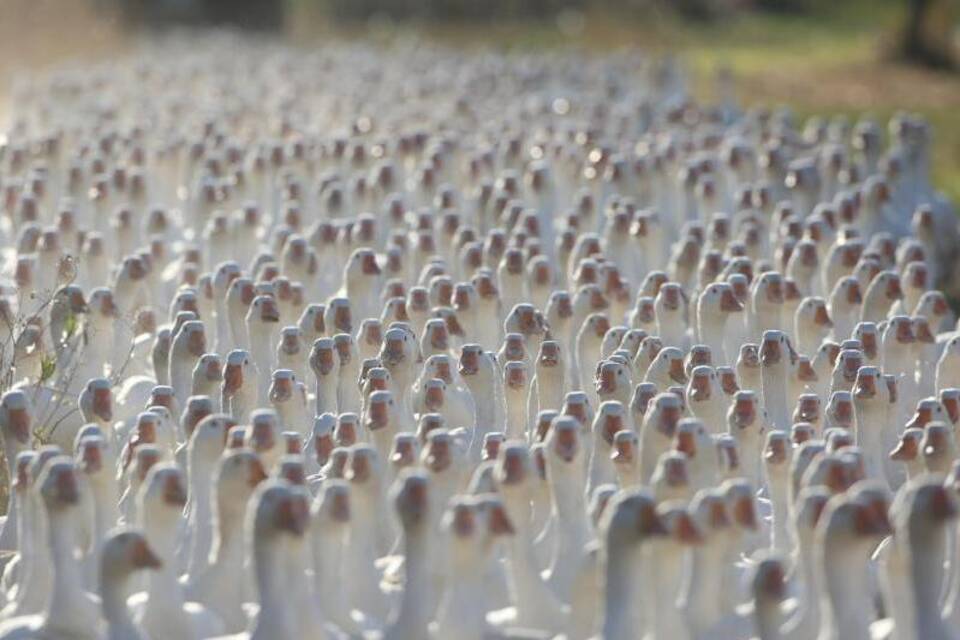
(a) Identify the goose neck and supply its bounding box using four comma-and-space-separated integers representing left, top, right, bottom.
685, 541, 727, 628
391, 524, 431, 634
253, 535, 295, 635
47, 509, 98, 632
602, 542, 646, 640
906, 528, 947, 636
819, 544, 873, 640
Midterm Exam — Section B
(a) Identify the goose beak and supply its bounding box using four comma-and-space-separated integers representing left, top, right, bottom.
249, 458, 269, 487
764, 438, 788, 464
132, 539, 163, 569
362, 253, 381, 276
276, 496, 309, 536
223, 363, 243, 393
720, 288, 742, 312
367, 400, 389, 430
847, 282, 862, 305
80, 444, 102, 473
554, 428, 578, 463
890, 437, 917, 462
675, 431, 696, 458
6, 407, 31, 443
163, 475, 188, 507
759, 339, 781, 366
669, 357, 686, 384
260, 298, 280, 323
596, 367, 616, 395
886, 277, 903, 301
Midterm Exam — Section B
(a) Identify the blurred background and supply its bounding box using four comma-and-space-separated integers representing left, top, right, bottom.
0, 0, 957, 197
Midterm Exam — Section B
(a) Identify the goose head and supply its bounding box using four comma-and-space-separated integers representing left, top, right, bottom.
796, 294, 832, 333
190, 413, 233, 461
344, 247, 381, 287
596, 360, 631, 402
357, 318, 383, 355
914, 290, 949, 327
593, 401, 627, 448
651, 451, 691, 502
751, 554, 789, 632
505, 303, 545, 340
268, 368, 299, 404
728, 389, 765, 435
601, 488, 667, 549
392, 469, 430, 532
333, 332, 358, 372
723, 478, 760, 533
380, 325, 417, 375
852, 365, 881, 402
686, 365, 718, 405
309, 337, 339, 382
699, 281, 743, 320
499, 333, 527, 366
643, 392, 683, 439
0, 389, 33, 448
832, 350, 863, 389
852, 322, 879, 361
422, 354, 456, 387
495, 441, 534, 501
312, 478, 351, 536
325, 298, 353, 336
278, 325, 306, 358
250, 480, 310, 541
100, 529, 162, 588
216, 448, 268, 515
192, 353, 223, 392
245, 409, 280, 458
546, 415, 582, 468
138, 462, 188, 526
38, 456, 81, 514
223, 349, 255, 395
332, 413, 358, 449
673, 418, 715, 465
536, 339, 563, 372
920, 422, 956, 474
561, 391, 594, 432
760, 329, 797, 368
247, 294, 281, 334
863, 270, 902, 320
890, 426, 924, 476
905, 397, 945, 431
273, 455, 307, 487
310, 414, 336, 468
390, 433, 419, 475
173, 320, 207, 363
298, 303, 327, 341
76, 433, 110, 477
180, 396, 214, 440
649, 346, 686, 385
629, 382, 658, 426
227, 275, 256, 314
366, 389, 398, 434
213, 261, 242, 296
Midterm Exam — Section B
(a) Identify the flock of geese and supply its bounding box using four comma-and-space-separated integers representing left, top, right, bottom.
0, 36, 959, 640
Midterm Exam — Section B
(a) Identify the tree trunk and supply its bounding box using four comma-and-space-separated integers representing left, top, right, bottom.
897, 0, 956, 69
